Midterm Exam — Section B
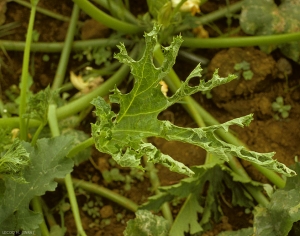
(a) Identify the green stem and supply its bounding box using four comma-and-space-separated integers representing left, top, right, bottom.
31, 197, 50, 236
31, 123, 45, 145
0, 117, 40, 128
92, 0, 137, 24
19, 0, 37, 140
56, 44, 139, 120
67, 137, 94, 158
175, 1, 243, 33
39, 197, 58, 228
143, 155, 173, 223
0, 38, 132, 52
73, 0, 142, 34
64, 174, 87, 236
11, 0, 71, 22
51, 4, 79, 90
55, 178, 138, 212
182, 32, 300, 48
47, 104, 87, 236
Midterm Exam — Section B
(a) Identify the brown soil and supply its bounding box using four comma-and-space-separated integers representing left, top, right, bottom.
1, 0, 300, 235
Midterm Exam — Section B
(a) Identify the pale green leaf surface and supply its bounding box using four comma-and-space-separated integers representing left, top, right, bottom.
240, 0, 300, 63
0, 136, 74, 231
253, 163, 300, 236
124, 210, 170, 236
217, 227, 254, 236
91, 24, 294, 177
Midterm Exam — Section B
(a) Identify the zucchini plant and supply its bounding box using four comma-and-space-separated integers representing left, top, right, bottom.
1, 0, 300, 235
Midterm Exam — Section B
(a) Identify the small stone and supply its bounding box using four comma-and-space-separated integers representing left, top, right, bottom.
100, 205, 113, 218
97, 157, 109, 173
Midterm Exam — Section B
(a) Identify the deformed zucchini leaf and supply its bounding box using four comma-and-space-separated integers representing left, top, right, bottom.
0, 138, 30, 183
23, 86, 58, 125
91, 24, 295, 177
240, 0, 300, 63
0, 136, 74, 231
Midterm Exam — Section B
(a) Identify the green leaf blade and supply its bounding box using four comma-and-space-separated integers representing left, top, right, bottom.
0, 136, 74, 230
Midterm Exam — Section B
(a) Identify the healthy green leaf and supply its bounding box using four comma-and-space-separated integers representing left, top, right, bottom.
0, 138, 30, 183
0, 136, 74, 231
253, 162, 300, 236
124, 210, 170, 236
240, 0, 300, 63
140, 163, 256, 234
91, 24, 294, 177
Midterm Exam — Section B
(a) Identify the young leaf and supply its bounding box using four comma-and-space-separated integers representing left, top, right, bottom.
0, 138, 30, 183
0, 136, 74, 231
23, 86, 58, 125
91, 24, 295, 177
124, 210, 170, 236
0, 127, 13, 153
